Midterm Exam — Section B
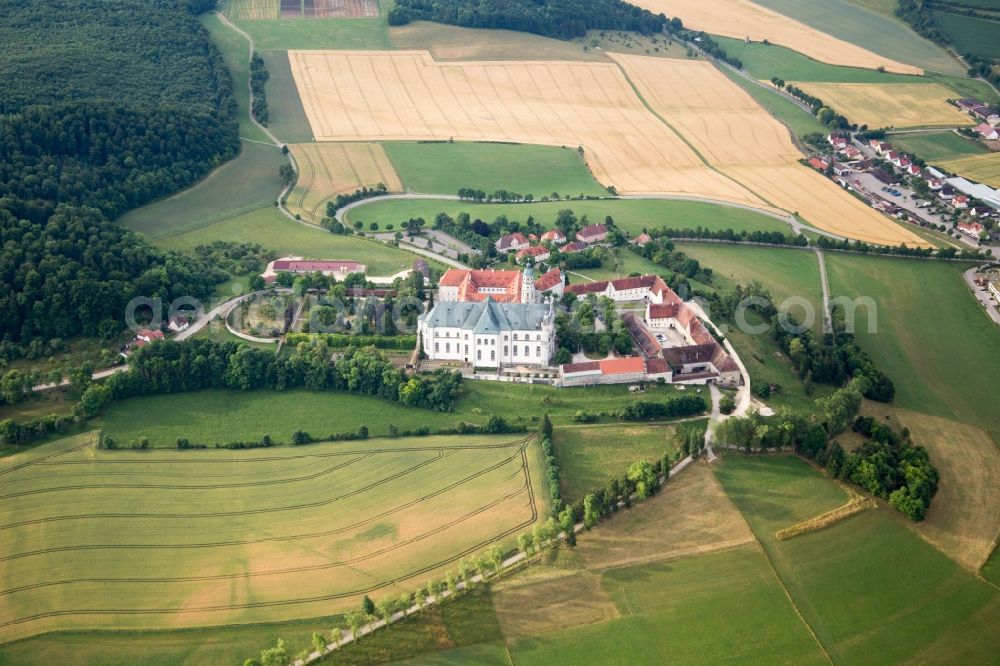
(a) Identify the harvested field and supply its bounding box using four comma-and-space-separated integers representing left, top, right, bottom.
0, 432, 545, 643
938, 153, 1000, 188
492, 571, 619, 638
229, 0, 279, 20
628, 0, 922, 74
789, 82, 973, 129
574, 460, 755, 571
612, 55, 925, 246
287, 50, 767, 208
288, 142, 402, 222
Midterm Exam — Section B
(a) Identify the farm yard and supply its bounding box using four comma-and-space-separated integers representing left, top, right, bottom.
937, 153, 1000, 189
612, 55, 926, 245
0, 431, 546, 644
788, 82, 974, 129
628, 0, 921, 73
288, 142, 402, 223
287, 50, 766, 207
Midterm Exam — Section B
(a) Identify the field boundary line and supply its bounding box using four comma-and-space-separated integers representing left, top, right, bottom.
610, 59, 775, 210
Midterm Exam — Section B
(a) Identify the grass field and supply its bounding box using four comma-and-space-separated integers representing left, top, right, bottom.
117, 141, 286, 240
200, 13, 272, 142
152, 207, 423, 276
289, 143, 403, 222
345, 198, 791, 237
715, 455, 1000, 663
890, 130, 988, 162
938, 152, 1000, 188
630, 0, 922, 73
235, 19, 390, 50
859, 402, 1000, 572
551, 423, 688, 503
258, 51, 314, 143
824, 254, 1000, 432
932, 11, 1000, 60
288, 51, 763, 208
791, 81, 973, 128
389, 21, 602, 62
0, 431, 545, 643
744, 0, 965, 74
722, 69, 829, 138
93, 381, 696, 448
384, 142, 605, 197
506, 546, 828, 664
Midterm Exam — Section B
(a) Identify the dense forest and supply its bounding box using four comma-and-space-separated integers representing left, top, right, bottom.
0, 0, 239, 346
388, 0, 667, 39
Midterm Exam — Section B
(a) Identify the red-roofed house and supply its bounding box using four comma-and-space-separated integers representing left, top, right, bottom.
828, 134, 849, 150
540, 229, 567, 244
576, 224, 608, 244
954, 195, 970, 209
645, 302, 681, 327
975, 123, 999, 140
134, 328, 165, 348
566, 275, 671, 303
870, 140, 892, 154
561, 241, 589, 253
495, 233, 530, 252
957, 221, 984, 238
534, 268, 564, 298
560, 356, 647, 386
906, 164, 922, 177
263, 258, 366, 283
842, 146, 862, 160
516, 246, 550, 264
926, 177, 943, 190
632, 232, 654, 245
808, 156, 831, 171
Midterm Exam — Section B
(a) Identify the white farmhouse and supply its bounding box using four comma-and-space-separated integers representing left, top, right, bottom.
418, 298, 555, 368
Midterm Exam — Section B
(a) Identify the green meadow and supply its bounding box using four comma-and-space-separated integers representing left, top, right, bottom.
259, 50, 314, 143
234, 18, 390, 50
722, 69, 828, 138
890, 130, 988, 162
716, 455, 1000, 664
384, 142, 606, 197
825, 254, 1000, 432
345, 198, 791, 237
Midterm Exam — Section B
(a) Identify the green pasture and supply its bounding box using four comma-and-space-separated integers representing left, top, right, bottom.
506, 546, 827, 665
716, 455, 1000, 664
345, 198, 791, 237
552, 422, 694, 503
117, 141, 286, 240
153, 207, 424, 276
825, 254, 1000, 432
932, 11, 1000, 60
259, 51, 314, 143
722, 69, 828, 138
234, 18, 390, 50
384, 142, 606, 197
200, 13, 271, 142
889, 130, 988, 162
744, 0, 965, 74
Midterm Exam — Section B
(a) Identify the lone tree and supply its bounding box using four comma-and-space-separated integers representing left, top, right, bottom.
361, 594, 376, 617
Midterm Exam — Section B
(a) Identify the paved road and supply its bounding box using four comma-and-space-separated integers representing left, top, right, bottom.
964, 267, 1000, 326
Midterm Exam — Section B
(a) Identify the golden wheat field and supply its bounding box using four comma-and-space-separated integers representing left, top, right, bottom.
789, 82, 973, 129
938, 153, 1000, 188
288, 142, 403, 222
629, 0, 921, 74
611, 54, 925, 246
228, 0, 278, 20
287, 50, 767, 207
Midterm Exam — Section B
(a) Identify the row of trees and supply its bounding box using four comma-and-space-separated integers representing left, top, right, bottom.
73, 339, 463, 422
250, 51, 270, 125
617, 395, 708, 421
814, 235, 991, 260
629, 237, 713, 282
387, 0, 667, 40
644, 225, 810, 247
324, 183, 388, 216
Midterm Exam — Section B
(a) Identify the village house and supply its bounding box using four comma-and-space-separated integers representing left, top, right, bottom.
926, 177, 943, 191
827, 133, 849, 151
970, 205, 992, 218
516, 245, 550, 264
167, 317, 190, 333
869, 140, 892, 154
632, 232, 654, 245
954, 195, 970, 209
418, 298, 555, 369
561, 240, 589, 253
975, 123, 1000, 141
833, 163, 853, 177
540, 229, 567, 244
495, 232, 530, 253
842, 146, 862, 160
576, 224, 609, 244
135, 328, 165, 346
534, 267, 565, 300
906, 164, 922, 177
808, 156, 831, 171
957, 221, 984, 239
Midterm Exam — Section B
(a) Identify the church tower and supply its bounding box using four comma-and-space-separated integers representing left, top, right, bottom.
521, 263, 536, 303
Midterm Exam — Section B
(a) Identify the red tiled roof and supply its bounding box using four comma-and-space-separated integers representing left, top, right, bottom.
562, 360, 601, 374
438, 269, 524, 302
632, 233, 654, 245
599, 357, 645, 375
561, 241, 589, 253
647, 303, 679, 319
535, 268, 562, 291
496, 232, 529, 250
645, 356, 669, 375
577, 224, 608, 239
567, 275, 669, 298
516, 246, 549, 260
541, 229, 566, 241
